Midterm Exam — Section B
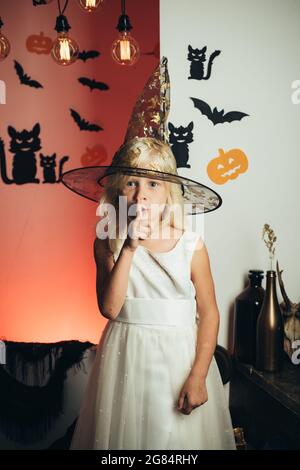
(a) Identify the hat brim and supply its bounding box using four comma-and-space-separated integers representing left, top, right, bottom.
61, 165, 222, 214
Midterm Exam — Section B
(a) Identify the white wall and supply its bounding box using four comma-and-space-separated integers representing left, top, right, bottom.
160, 0, 300, 350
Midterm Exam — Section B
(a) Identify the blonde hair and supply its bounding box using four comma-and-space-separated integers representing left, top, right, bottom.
96, 136, 188, 255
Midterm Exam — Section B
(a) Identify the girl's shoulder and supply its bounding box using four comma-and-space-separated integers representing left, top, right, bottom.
183, 228, 204, 254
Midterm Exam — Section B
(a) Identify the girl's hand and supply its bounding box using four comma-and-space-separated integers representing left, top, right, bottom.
123, 204, 151, 252
176, 374, 208, 415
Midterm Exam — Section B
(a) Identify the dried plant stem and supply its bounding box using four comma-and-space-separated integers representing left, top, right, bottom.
262, 223, 277, 271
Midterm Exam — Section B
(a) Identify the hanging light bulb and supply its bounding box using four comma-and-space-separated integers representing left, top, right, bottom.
111, 0, 140, 66
77, 0, 104, 12
0, 17, 10, 62
51, 0, 79, 65
51, 30, 79, 65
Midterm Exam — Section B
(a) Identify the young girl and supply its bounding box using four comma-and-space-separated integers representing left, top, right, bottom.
68, 136, 236, 450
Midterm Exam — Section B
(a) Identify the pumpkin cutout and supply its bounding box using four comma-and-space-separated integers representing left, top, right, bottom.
207, 148, 248, 185
26, 32, 53, 54
81, 145, 108, 167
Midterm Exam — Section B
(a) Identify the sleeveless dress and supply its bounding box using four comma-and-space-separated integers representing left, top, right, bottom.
70, 229, 236, 450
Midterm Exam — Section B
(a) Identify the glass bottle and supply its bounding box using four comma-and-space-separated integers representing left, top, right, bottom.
256, 270, 284, 372
234, 270, 265, 365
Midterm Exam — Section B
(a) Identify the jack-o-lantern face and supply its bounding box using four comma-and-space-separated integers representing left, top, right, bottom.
207, 148, 248, 184
26, 32, 53, 54
81, 145, 107, 167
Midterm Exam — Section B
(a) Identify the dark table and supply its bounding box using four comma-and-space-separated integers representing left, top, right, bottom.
229, 356, 300, 450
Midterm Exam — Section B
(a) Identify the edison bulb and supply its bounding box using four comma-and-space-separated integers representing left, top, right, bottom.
111, 31, 139, 66
78, 0, 104, 12
51, 33, 79, 65
0, 32, 10, 61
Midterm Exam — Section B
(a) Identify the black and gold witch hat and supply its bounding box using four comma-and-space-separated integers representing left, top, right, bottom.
61, 57, 222, 214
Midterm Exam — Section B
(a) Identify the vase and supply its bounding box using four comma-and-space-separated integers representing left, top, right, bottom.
234, 270, 265, 365
256, 270, 284, 372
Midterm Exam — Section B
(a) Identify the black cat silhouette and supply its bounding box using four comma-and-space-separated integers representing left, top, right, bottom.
168, 122, 194, 169
40, 153, 69, 183
0, 123, 41, 184
187, 45, 221, 80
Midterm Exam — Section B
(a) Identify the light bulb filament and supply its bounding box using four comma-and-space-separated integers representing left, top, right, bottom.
120, 39, 131, 60
59, 38, 71, 61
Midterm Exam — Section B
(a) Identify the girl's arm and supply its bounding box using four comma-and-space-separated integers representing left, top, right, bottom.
94, 237, 136, 320
177, 238, 220, 414
94, 206, 151, 320
189, 238, 220, 379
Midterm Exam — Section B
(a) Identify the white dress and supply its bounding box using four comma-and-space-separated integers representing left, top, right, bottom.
70, 229, 236, 450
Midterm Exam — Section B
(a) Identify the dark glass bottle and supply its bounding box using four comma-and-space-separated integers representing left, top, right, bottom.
234, 270, 265, 365
256, 270, 284, 372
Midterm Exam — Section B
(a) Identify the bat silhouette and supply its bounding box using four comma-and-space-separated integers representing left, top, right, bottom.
14, 60, 43, 88
32, 0, 48, 5
190, 97, 248, 125
142, 42, 160, 59
70, 108, 103, 132
78, 50, 101, 62
78, 77, 109, 92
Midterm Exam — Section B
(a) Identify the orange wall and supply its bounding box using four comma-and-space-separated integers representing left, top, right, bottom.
0, 0, 159, 343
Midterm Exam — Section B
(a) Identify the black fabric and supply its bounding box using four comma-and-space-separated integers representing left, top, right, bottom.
0, 340, 232, 445
0, 340, 93, 444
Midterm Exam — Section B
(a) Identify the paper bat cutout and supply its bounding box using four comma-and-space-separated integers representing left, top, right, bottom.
190, 97, 249, 125
78, 50, 101, 62
32, 0, 48, 5
142, 42, 160, 59
14, 60, 43, 88
70, 108, 103, 132
78, 77, 109, 92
